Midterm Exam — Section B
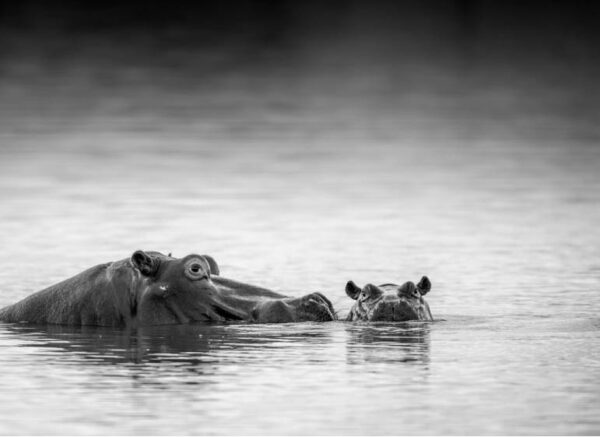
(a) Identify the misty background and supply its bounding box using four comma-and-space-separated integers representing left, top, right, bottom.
1, 1, 599, 140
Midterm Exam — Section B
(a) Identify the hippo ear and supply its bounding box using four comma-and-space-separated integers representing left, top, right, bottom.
417, 276, 431, 295
201, 255, 220, 276
131, 250, 159, 277
345, 281, 362, 300
364, 283, 384, 298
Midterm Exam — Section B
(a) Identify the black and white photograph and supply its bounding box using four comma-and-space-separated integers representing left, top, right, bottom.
0, 1, 599, 435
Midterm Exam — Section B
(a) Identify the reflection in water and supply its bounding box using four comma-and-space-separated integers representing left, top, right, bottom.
1, 315, 600, 435
3, 323, 335, 386
10, 323, 269, 361
345, 323, 430, 366
8, 323, 229, 363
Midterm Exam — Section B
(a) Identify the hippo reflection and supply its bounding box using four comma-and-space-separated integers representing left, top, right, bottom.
345, 276, 433, 322
345, 324, 431, 365
0, 250, 335, 326
2, 323, 332, 369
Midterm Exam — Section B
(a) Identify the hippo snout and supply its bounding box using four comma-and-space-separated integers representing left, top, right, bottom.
300, 292, 336, 321
370, 297, 420, 322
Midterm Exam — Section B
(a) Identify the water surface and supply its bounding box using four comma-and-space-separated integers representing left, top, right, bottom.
0, 23, 599, 435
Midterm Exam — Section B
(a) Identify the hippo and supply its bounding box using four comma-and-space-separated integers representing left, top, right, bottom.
0, 250, 335, 327
345, 276, 433, 322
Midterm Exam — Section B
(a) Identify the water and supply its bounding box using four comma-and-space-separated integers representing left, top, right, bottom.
1, 23, 600, 434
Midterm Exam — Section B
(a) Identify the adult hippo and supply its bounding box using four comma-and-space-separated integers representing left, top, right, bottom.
0, 250, 335, 326
345, 276, 433, 322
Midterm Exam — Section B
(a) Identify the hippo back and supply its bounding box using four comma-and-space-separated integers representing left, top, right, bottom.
0, 260, 136, 327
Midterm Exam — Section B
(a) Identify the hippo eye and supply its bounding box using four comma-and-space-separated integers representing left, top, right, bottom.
184, 258, 209, 280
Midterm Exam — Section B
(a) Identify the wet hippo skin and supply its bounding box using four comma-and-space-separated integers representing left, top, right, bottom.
0, 251, 336, 327
345, 276, 433, 322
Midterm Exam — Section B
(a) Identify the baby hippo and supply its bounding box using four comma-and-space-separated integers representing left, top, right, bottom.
345, 276, 433, 322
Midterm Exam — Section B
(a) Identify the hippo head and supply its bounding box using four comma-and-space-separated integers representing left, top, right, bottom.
131, 250, 246, 325
345, 276, 433, 322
